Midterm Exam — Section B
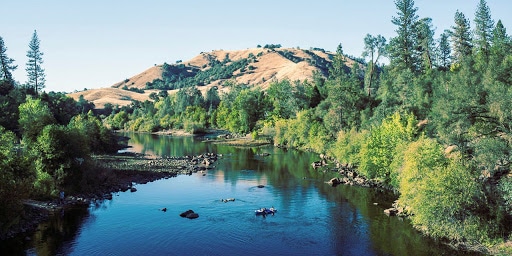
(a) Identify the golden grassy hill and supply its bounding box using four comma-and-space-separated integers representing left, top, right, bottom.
69, 47, 356, 109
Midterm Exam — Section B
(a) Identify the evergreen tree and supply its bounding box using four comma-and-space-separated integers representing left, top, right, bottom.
362, 34, 387, 93
437, 30, 452, 70
415, 17, 435, 72
388, 0, 420, 72
473, 0, 494, 58
490, 20, 511, 63
26, 30, 45, 93
329, 44, 347, 79
450, 11, 472, 63
0, 36, 17, 86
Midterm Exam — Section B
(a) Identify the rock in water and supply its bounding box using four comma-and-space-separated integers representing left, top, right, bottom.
186, 212, 199, 219
180, 209, 195, 217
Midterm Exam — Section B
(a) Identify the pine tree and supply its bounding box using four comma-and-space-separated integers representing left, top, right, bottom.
450, 11, 472, 63
26, 30, 45, 93
389, 0, 420, 72
473, 0, 494, 58
0, 36, 17, 84
490, 20, 511, 63
415, 17, 435, 72
329, 43, 347, 79
437, 30, 451, 70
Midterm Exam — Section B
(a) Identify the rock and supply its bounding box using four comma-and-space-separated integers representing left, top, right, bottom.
130, 187, 137, 192
311, 161, 322, 168
384, 208, 398, 216
327, 177, 341, 187
180, 209, 195, 217
186, 212, 199, 219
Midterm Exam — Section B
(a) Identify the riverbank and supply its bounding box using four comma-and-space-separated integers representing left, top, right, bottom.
1, 151, 221, 241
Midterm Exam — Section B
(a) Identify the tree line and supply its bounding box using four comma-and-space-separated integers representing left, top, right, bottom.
102, 0, 512, 251
0, 31, 119, 235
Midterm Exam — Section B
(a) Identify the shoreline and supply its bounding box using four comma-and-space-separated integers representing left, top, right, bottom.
1, 151, 221, 241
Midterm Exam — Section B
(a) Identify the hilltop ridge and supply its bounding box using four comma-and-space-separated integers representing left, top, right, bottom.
69, 47, 357, 108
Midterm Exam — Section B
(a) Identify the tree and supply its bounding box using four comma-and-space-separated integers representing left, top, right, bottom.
0, 36, 17, 86
450, 11, 472, 63
362, 34, 387, 92
437, 30, 452, 70
473, 0, 494, 59
415, 17, 435, 72
329, 44, 348, 79
490, 20, 511, 64
26, 30, 45, 93
18, 96, 55, 142
389, 0, 420, 72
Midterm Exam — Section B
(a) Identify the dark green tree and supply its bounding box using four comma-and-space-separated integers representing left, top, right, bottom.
205, 86, 220, 112
388, 0, 420, 72
329, 44, 348, 79
415, 17, 435, 72
450, 11, 473, 63
26, 30, 45, 93
473, 0, 494, 59
437, 30, 452, 70
0, 36, 17, 87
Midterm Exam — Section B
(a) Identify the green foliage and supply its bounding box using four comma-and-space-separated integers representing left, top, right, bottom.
19, 96, 56, 142
388, 0, 420, 72
498, 177, 512, 212
0, 36, 17, 85
31, 124, 89, 197
329, 128, 368, 166
358, 112, 416, 184
0, 126, 32, 231
406, 153, 490, 243
25, 30, 45, 93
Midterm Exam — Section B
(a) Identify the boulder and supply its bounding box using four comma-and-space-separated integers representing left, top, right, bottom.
384, 208, 398, 216
327, 177, 341, 186
186, 212, 199, 219
180, 209, 195, 217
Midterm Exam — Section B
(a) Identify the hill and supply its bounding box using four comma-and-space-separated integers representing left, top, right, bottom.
69, 47, 358, 108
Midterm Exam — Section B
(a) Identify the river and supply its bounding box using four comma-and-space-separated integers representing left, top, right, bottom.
1, 132, 477, 255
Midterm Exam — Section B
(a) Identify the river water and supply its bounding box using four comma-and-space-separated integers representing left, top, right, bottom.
1, 132, 475, 255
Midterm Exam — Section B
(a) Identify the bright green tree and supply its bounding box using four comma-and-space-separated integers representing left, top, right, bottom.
19, 96, 55, 142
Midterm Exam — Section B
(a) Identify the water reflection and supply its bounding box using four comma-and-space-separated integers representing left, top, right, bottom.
0, 132, 478, 255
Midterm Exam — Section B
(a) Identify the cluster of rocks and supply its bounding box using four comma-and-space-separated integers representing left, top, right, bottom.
95, 152, 222, 197
384, 200, 410, 217
325, 168, 378, 188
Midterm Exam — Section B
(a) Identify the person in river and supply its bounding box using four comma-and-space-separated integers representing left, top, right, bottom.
59, 190, 65, 205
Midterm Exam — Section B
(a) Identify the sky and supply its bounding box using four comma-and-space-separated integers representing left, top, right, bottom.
1, 0, 511, 93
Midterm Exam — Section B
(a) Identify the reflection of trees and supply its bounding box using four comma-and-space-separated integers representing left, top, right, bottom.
32, 206, 91, 255
120, 133, 461, 255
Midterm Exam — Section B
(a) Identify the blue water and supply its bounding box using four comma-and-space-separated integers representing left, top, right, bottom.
5, 133, 468, 256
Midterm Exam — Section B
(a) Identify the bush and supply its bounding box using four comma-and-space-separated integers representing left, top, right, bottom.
358, 112, 416, 184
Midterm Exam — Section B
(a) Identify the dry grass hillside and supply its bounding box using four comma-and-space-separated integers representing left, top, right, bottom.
69, 47, 358, 109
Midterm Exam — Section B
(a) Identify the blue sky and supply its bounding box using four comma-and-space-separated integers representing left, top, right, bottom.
1, 0, 511, 92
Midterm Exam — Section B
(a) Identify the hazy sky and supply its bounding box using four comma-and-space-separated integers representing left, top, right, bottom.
2, 0, 511, 92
